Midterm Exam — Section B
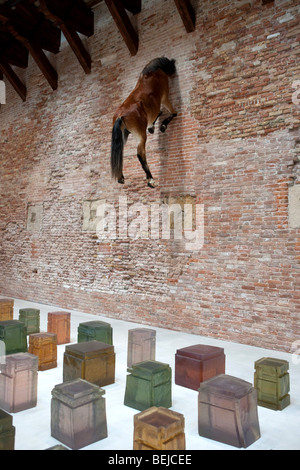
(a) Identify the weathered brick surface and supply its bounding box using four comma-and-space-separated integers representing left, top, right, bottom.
0, 0, 299, 352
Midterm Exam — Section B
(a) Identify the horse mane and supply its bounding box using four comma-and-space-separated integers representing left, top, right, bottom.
141, 57, 176, 77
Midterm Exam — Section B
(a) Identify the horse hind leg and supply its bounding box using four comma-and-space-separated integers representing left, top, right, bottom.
148, 111, 162, 134
137, 136, 155, 188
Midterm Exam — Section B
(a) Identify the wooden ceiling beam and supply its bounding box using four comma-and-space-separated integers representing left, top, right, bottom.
39, 0, 94, 37
60, 20, 91, 73
105, 0, 138, 56
40, 0, 93, 74
173, 0, 195, 33
0, 57, 26, 101
0, 3, 58, 90
26, 38, 58, 90
121, 0, 141, 14
0, 31, 29, 68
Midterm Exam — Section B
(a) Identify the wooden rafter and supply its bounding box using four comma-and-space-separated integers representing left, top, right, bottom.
0, 31, 29, 68
39, 0, 93, 74
105, 0, 138, 56
0, 57, 26, 101
173, 0, 195, 33
0, 3, 59, 90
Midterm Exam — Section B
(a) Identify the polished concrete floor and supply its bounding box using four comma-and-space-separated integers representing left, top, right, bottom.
2, 297, 300, 450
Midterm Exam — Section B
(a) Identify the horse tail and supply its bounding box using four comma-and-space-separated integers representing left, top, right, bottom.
111, 117, 125, 180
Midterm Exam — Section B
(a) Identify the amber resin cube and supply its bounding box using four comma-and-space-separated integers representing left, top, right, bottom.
47, 311, 70, 345
28, 332, 57, 371
51, 379, 107, 450
175, 344, 225, 391
124, 360, 172, 411
63, 340, 115, 387
0, 320, 27, 355
0, 299, 14, 322
0, 409, 15, 450
127, 328, 156, 367
77, 321, 113, 345
133, 406, 185, 450
198, 374, 260, 448
0, 352, 38, 413
19, 308, 40, 334
254, 357, 290, 410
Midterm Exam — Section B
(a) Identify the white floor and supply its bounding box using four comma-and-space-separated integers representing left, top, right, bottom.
2, 297, 300, 451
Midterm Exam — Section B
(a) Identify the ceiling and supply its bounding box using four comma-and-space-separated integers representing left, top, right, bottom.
0, 0, 195, 101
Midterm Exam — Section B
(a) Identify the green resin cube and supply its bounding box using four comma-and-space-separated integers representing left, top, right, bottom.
0, 320, 27, 355
124, 360, 172, 411
19, 308, 40, 334
77, 321, 113, 345
254, 357, 290, 410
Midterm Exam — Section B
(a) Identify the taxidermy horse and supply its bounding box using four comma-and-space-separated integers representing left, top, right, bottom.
111, 57, 177, 188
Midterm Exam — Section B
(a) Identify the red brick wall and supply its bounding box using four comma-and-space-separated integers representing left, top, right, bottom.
0, 0, 299, 352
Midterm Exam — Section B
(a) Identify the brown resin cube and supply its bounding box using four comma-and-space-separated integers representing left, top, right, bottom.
0, 299, 14, 321
51, 379, 107, 450
175, 344, 225, 390
63, 340, 115, 387
0, 352, 38, 413
47, 311, 70, 345
198, 374, 260, 448
133, 406, 185, 450
127, 328, 156, 367
28, 332, 57, 371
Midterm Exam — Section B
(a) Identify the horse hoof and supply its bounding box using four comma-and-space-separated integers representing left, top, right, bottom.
118, 177, 125, 184
148, 127, 154, 134
160, 124, 166, 133
147, 179, 156, 188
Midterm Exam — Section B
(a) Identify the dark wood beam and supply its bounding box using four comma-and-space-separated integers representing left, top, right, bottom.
0, 3, 58, 89
122, 0, 141, 14
173, 0, 195, 33
26, 39, 58, 90
39, 0, 94, 37
60, 20, 91, 73
15, 0, 61, 54
0, 58, 26, 101
85, 0, 141, 13
39, 0, 93, 74
105, 0, 138, 56
0, 32, 29, 68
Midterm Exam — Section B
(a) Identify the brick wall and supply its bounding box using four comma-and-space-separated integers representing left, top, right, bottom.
0, 0, 299, 352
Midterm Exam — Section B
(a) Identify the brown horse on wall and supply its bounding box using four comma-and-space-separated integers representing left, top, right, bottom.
111, 57, 177, 188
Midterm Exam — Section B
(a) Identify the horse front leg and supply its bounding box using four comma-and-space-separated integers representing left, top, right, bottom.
137, 137, 155, 188
148, 111, 162, 134
160, 96, 177, 133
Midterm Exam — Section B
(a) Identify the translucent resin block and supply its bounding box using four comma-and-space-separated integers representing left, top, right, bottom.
63, 340, 115, 386
0, 320, 27, 355
47, 311, 70, 345
198, 374, 260, 448
254, 357, 290, 410
0, 352, 38, 413
0, 409, 15, 450
127, 328, 156, 367
0, 299, 14, 322
51, 379, 107, 450
175, 344, 225, 391
133, 406, 185, 450
19, 308, 40, 335
124, 360, 172, 411
28, 332, 57, 371
77, 321, 113, 345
